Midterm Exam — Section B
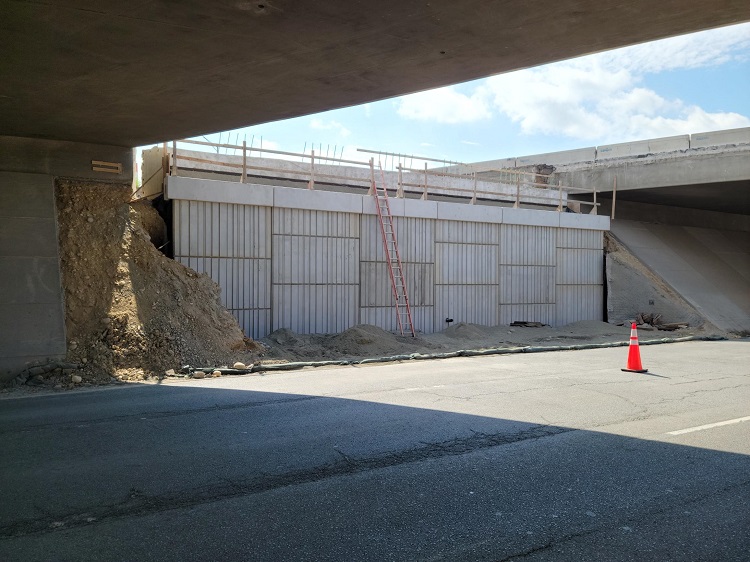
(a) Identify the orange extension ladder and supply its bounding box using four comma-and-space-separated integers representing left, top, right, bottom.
369, 160, 416, 337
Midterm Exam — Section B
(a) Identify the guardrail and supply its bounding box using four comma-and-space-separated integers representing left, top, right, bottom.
163, 139, 601, 213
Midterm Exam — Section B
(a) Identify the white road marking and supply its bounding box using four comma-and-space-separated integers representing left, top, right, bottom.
667, 416, 750, 436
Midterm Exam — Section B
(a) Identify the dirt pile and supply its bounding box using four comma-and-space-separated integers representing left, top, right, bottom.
56, 179, 258, 385
257, 319, 713, 366
262, 324, 440, 361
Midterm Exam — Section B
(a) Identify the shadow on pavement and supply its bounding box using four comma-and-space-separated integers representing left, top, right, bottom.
0, 381, 748, 561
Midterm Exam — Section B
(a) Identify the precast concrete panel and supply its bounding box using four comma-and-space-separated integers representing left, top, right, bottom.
499, 304, 556, 325
690, 127, 750, 148
596, 135, 688, 159
436, 220, 498, 244
173, 199, 273, 339
648, 135, 689, 153
516, 147, 596, 167
557, 228, 603, 250
169, 178, 609, 338
272, 207, 360, 237
499, 225, 556, 266
556, 249, 603, 285
360, 262, 434, 308
175, 200, 271, 258
436, 243, 498, 285
360, 306, 434, 335
272, 207, 359, 335
360, 215, 435, 263
272, 235, 358, 284
556, 285, 603, 325
434, 285, 498, 331
499, 266, 556, 304
272, 284, 358, 334
435, 238, 499, 330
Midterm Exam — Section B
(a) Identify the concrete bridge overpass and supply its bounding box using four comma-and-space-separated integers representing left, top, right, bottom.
466, 128, 750, 333
2, 1, 750, 379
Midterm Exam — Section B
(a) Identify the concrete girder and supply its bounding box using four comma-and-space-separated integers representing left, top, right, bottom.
1, 0, 749, 146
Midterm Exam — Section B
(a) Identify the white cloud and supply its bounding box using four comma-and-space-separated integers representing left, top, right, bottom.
310, 118, 351, 138
392, 23, 750, 142
591, 23, 750, 74
397, 85, 491, 124
483, 22, 750, 142
461, 140, 481, 146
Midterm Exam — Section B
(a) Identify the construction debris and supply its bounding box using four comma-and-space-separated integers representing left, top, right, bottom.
635, 312, 689, 331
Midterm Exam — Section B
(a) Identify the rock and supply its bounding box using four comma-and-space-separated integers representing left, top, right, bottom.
87, 216, 94, 223
29, 366, 46, 377
233, 362, 246, 370
212, 370, 222, 377
164, 369, 176, 377
71, 375, 82, 384
54, 384, 63, 390
192, 371, 205, 379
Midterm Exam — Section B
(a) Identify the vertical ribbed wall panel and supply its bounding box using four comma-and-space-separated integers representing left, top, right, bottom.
272, 208, 359, 334
272, 236, 358, 284
436, 243, 498, 285
272, 285, 358, 334
499, 224, 556, 265
360, 262, 433, 307
435, 236, 498, 330
557, 228, 603, 250
556, 249, 603, 285
436, 221, 498, 244
498, 225, 559, 325
434, 286, 498, 330
360, 306, 434, 334
360, 214, 435, 333
273, 208, 360, 237
173, 200, 272, 339
499, 304, 556, 325
556, 285, 603, 325
499, 265, 556, 304
173, 184, 607, 337
360, 215, 435, 262
555, 226, 604, 324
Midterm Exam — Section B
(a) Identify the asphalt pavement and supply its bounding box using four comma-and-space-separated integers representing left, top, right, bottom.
1, 340, 748, 561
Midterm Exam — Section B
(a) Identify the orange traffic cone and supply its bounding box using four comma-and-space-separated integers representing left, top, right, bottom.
622, 322, 648, 373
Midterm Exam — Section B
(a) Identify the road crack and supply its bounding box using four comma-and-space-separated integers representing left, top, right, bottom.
0, 424, 574, 540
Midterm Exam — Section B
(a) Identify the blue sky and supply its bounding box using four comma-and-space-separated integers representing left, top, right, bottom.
159, 22, 750, 167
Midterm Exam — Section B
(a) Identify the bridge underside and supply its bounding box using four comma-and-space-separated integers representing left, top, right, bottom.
600, 180, 750, 216
2, 0, 750, 147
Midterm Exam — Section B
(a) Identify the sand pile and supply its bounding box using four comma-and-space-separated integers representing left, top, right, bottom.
56, 179, 258, 385
262, 324, 440, 361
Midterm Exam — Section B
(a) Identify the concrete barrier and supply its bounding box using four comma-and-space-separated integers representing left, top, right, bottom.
516, 147, 596, 167
465, 157, 517, 172
597, 135, 689, 159
649, 135, 689, 153
690, 127, 750, 149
